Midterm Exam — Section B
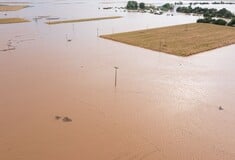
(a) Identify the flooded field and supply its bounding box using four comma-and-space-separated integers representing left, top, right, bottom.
101, 23, 235, 56
0, 0, 235, 160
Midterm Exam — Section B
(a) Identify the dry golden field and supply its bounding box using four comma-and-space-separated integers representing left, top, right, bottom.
46, 16, 122, 25
0, 18, 30, 24
101, 23, 235, 56
0, 5, 29, 11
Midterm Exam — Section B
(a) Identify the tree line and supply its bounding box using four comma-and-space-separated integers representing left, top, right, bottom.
177, 6, 235, 26
177, 6, 235, 19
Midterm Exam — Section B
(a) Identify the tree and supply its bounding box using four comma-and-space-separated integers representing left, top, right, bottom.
216, 8, 234, 18
213, 19, 227, 25
228, 18, 235, 26
139, 2, 145, 9
126, 1, 138, 10
177, 6, 235, 19
161, 3, 174, 11
197, 18, 227, 26
197, 18, 214, 23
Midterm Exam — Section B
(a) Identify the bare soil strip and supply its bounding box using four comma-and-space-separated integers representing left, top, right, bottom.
46, 16, 122, 25
0, 18, 30, 24
0, 5, 29, 11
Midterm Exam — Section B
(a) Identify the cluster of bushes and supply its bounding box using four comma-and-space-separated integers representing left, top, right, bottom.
126, 1, 146, 10
212, 1, 235, 5
197, 17, 235, 26
189, 2, 209, 5
216, 8, 235, 19
126, 1, 174, 12
160, 3, 174, 11
174, 1, 235, 5
228, 18, 235, 26
177, 6, 235, 19
126, 1, 138, 10
175, 2, 183, 5
197, 18, 227, 25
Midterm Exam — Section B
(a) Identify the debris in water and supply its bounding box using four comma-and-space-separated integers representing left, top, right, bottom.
46, 17, 60, 20
66, 34, 72, 42
219, 106, 224, 110
55, 115, 61, 120
17, 39, 35, 44
62, 116, 72, 122
0, 47, 16, 52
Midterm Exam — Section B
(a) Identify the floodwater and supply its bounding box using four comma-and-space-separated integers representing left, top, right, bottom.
0, 0, 235, 160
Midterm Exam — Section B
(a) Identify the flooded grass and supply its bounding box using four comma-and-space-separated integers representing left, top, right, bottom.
0, 18, 30, 24
0, 5, 29, 11
46, 16, 122, 25
101, 23, 235, 56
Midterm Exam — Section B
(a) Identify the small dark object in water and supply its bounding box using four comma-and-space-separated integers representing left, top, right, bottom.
62, 117, 72, 122
219, 106, 224, 110
46, 17, 60, 20
0, 47, 16, 52
55, 116, 61, 120
103, 7, 112, 10
66, 34, 72, 42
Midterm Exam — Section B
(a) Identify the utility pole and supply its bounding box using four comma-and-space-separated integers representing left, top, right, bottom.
159, 41, 162, 51
114, 66, 119, 87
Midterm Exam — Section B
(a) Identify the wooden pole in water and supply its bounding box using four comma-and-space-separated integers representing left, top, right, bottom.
114, 66, 119, 87
159, 41, 162, 51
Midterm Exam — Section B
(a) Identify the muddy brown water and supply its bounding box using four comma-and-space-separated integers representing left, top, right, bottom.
0, 0, 235, 160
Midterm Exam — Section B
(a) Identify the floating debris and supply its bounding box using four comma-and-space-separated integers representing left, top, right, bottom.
0, 40, 16, 52
103, 7, 112, 10
46, 17, 60, 20
55, 115, 61, 120
33, 16, 51, 22
17, 39, 35, 44
0, 47, 16, 52
38, 16, 50, 19
1, 36, 36, 53
66, 34, 72, 42
62, 116, 72, 122
219, 106, 224, 110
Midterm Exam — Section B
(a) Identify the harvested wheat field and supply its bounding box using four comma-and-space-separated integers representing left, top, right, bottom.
46, 16, 122, 25
101, 23, 235, 56
0, 18, 30, 24
0, 5, 29, 11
